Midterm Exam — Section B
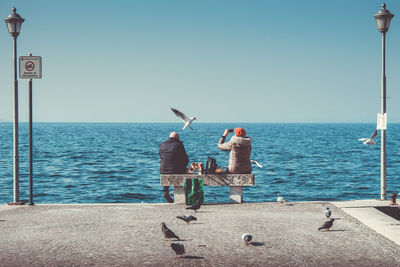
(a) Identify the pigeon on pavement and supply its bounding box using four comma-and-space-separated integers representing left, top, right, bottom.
171, 243, 185, 256
186, 200, 201, 213
242, 233, 253, 245
318, 218, 335, 231
324, 207, 332, 218
170, 107, 197, 130
177, 215, 197, 224
161, 222, 180, 240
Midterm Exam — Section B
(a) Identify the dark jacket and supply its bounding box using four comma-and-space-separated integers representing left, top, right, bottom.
159, 137, 189, 174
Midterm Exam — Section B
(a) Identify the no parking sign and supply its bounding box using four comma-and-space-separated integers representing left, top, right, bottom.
19, 56, 42, 79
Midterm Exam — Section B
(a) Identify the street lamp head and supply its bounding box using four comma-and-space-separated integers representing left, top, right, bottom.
4, 7, 25, 37
374, 3, 394, 33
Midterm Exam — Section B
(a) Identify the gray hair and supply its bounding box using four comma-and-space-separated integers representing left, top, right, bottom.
169, 131, 179, 140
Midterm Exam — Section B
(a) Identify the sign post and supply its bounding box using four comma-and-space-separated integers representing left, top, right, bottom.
19, 54, 42, 205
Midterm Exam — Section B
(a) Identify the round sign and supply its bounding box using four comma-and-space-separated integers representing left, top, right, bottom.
25, 61, 35, 71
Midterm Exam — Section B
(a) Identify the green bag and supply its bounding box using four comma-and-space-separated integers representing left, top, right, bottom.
184, 178, 205, 205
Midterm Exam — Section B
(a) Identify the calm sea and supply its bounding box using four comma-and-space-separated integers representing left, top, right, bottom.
0, 123, 399, 204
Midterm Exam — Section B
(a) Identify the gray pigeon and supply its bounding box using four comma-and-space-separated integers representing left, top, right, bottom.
171, 243, 185, 256
242, 233, 253, 245
177, 215, 197, 224
186, 200, 201, 213
318, 218, 335, 231
324, 207, 332, 218
161, 222, 180, 240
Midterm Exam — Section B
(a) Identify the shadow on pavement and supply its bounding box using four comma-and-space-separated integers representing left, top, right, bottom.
250, 242, 266, 246
182, 255, 204, 259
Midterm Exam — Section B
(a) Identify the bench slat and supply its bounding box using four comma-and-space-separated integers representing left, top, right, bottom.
160, 174, 254, 186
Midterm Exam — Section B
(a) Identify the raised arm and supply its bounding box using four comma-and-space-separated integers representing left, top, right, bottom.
218, 129, 233, 151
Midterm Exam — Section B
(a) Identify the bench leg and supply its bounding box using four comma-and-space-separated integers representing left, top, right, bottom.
230, 186, 243, 204
173, 186, 185, 204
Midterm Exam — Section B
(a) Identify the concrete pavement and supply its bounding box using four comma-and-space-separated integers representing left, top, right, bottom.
1, 201, 400, 266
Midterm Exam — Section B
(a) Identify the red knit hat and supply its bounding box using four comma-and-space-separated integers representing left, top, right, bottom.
235, 127, 246, 137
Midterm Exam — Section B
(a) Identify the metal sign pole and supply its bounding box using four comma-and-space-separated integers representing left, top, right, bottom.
27, 52, 34, 205
29, 74, 34, 205
18, 53, 42, 205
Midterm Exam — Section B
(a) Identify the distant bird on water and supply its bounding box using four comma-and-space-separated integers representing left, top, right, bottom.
318, 218, 335, 231
177, 215, 197, 224
242, 233, 253, 245
251, 160, 263, 168
186, 200, 201, 213
277, 193, 286, 205
358, 130, 378, 145
170, 107, 197, 130
324, 207, 332, 218
161, 222, 180, 240
171, 243, 185, 256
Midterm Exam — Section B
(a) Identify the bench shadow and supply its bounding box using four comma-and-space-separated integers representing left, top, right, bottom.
250, 241, 266, 247
0, 220, 5, 222
164, 239, 191, 242
182, 255, 204, 260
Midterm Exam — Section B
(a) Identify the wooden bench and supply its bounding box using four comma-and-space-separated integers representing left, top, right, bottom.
160, 174, 255, 204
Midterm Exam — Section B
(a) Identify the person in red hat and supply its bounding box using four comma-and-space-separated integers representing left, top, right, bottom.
218, 127, 252, 174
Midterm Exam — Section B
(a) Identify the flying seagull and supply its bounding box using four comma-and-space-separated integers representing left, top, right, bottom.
251, 160, 263, 168
161, 222, 180, 240
177, 215, 197, 224
242, 233, 253, 245
324, 207, 332, 218
170, 107, 197, 130
318, 218, 335, 231
171, 243, 185, 256
186, 200, 201, 213
277, 193, 286, 205
358, 130, 378, 145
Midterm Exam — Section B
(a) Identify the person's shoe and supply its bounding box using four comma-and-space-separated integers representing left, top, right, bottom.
164, 192, 173, 203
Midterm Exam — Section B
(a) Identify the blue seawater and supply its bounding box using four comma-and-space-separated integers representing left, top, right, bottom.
0, 123, 399, 204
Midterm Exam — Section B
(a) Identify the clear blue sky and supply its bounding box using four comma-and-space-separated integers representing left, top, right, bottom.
1, 0, 400, 123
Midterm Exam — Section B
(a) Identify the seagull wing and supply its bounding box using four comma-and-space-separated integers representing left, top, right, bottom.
251, 160, 263, 168
171, 108, 189, 122
358, 138, 367, 141
370, 130, 378, 140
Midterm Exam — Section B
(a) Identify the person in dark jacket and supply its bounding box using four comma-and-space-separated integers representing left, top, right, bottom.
159, 132, 189, 203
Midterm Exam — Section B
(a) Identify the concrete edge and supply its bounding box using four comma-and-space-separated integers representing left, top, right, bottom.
332, 201, 400, 246
0, 200, 329, 208
331, 199, 390, 208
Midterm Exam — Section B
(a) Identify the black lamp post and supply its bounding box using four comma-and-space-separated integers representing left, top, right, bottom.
373, 3, 394, 200
4, 7, 24, 204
